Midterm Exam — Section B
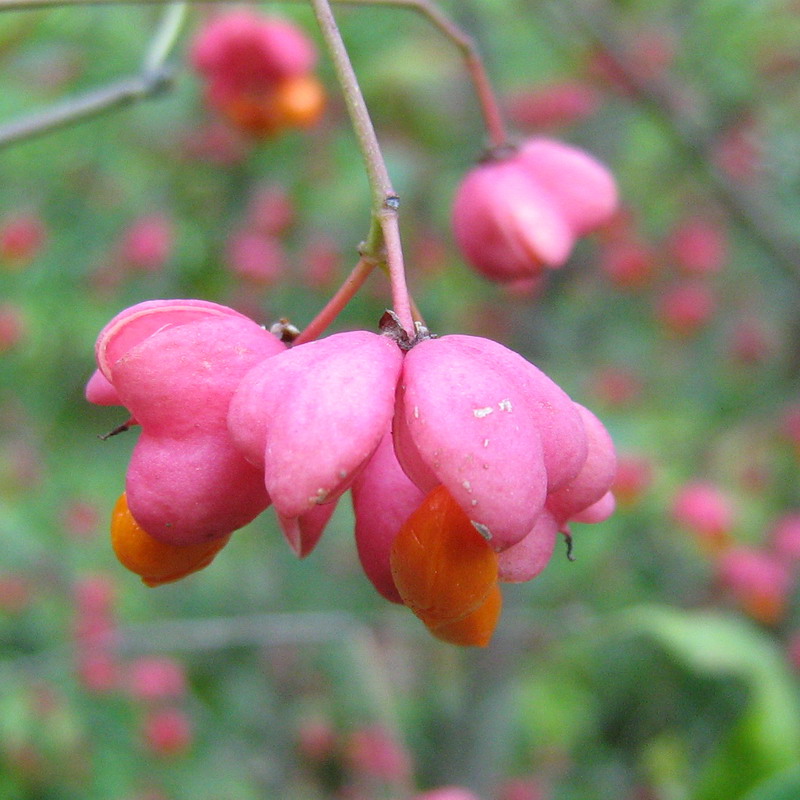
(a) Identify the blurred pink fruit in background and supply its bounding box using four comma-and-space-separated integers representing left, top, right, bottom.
225, 228, 286, 286
672, 481, 735, 551
0, 213, 46, 267
656, 282, 716, 337
346, 723, 413, 784
126, 657, 187, 703
452, 138, 617, 284
717, 546, 792, 625
506, 80, 600, 129
0, 303, 27, 352
667, 217, 727, 276
119, 215, 174, 273
142, 707, 193, 757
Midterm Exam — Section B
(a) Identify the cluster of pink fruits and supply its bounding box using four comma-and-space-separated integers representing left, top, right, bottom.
80, 7, 628, 648
88, 296, 617, 646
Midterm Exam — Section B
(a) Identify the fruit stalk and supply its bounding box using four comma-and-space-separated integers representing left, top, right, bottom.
309, 0, 415, 336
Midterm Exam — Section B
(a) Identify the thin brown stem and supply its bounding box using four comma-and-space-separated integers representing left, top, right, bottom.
362, 0, 508, 147
293, 255, 377, 345
310, 0, 415, 336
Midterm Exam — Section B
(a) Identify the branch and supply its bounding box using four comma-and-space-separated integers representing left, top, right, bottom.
310, 0, 415, 335
0, 1, 185, 149
0, 0, 508, 147
293, 254, 377, 345
0, 70, 172, 149
115, 610, 366, 651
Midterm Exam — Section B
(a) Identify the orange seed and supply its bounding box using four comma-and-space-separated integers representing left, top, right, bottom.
390, 484, 499, 643
110, 492, 230, 587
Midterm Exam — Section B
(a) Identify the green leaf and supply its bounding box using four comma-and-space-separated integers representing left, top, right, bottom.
741, 766, 800, 800
620, 605, 800, 800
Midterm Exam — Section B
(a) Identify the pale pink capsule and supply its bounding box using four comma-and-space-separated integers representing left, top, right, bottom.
452, 157, 575, 282
497, 511, 558, 583
97, 301, 284, 545
89, 301, 244, 421
227, 331, 403, 524
571, 489, 616, 524
517, 137, 618, 235
351, 430, 425, 602
95, 298, 249, 382
443, 334, 588, 491
116, 318, 282, 544
395, 335, 549, 549
546, 404, 617, 524
85, 369, 122, 406
277, 501, 339, 558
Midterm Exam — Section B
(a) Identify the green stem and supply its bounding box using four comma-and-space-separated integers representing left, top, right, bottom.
293, 255, 377, 345
142, 1, 187, 74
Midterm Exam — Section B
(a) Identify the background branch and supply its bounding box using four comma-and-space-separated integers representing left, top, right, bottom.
0, 69, 172, 149
0, 0, 185, 149
0, 0, 507, 146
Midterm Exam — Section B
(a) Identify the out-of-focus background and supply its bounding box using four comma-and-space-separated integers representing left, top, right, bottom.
2, 1, 800, 798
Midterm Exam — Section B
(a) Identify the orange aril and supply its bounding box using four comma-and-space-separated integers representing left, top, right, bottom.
741, 592, 786, 627
390, 484, 500, 645
428, 584, 502, 647
273, 75, 325, 129
219, 76, 324, 138
110, 493, 230, 587
220, 93, 283, 139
